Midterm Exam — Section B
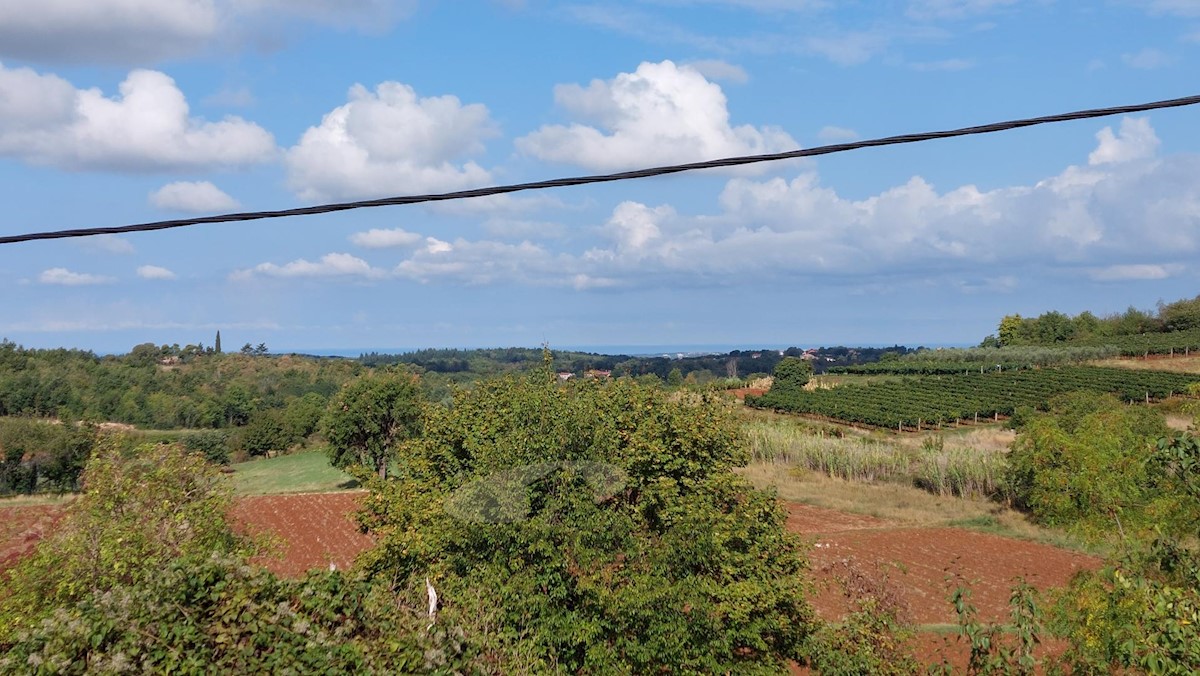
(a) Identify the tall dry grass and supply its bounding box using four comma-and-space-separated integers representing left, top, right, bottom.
743, 420, 1009, 500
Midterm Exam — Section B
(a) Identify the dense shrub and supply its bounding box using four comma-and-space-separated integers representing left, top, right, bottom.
353, 373, 817, 673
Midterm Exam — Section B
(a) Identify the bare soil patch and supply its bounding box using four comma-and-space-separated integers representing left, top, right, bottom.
0, 505, 64, 571
229, 491, 376, 577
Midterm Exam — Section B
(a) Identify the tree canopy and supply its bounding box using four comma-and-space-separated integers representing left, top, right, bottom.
352, 373, 815, 673
323, 368, 423, 479
770, 356, 813, 398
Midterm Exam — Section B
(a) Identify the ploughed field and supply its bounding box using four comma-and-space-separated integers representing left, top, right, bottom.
787, 503, 1098, 625
1, 495, 1095, 625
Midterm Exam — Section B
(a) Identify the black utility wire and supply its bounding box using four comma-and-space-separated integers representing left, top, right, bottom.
2, 94, 1198, 246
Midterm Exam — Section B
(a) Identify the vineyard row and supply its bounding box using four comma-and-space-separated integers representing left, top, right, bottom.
746, 366, 1200, 430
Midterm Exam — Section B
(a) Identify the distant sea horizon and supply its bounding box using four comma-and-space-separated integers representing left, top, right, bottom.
281, 342, 975, 359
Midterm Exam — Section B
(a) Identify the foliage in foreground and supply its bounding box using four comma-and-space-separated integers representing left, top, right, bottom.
0, 439, 245, 637
0, 440, 472, 674
0, 556, 472, 675
955, 403, 1200, 675
354, 373, 817, 673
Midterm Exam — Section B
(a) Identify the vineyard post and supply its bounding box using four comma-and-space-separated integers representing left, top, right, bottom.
974, 412, 979, 424
1146, 391, 1150, 404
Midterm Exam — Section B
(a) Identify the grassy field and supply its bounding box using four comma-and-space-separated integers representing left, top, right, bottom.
0, 493, 75, 508
1093, 354, 1200, 374
230, 450, 359, 495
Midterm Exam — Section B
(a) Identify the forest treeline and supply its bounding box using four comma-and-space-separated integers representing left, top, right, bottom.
0, 338, 905, 495
0, 340, 911, 430
984, 293, 1200, 346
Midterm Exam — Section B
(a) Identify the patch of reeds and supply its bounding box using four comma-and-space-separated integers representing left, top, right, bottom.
744, 421, 1008, 500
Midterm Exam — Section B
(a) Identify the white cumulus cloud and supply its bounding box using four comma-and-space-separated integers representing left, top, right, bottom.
231, 253, 385, 280
516, 60, 797, 171
137, 265, 178, 280
349, 228, 423, 249
150, 181, 240, 212
1088, 117, 1160, 165
286, 81, 496, 202
410, 117, 1199, 290
39, 268, 113, 285
394, 238, 569, 286
0, 65, 277, 171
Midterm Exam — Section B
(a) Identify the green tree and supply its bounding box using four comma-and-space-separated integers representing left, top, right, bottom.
1006, 393, 1172, 540
282, 391, 327, 445
666, 366, 684, 387
353, 373, 815, 673
0, 434, 472, 673
770, 356, 813, 398
214, 330, 222, 354
998, 314, 1027, 346
241, 409, 290, 457
323, 369, 423, 479
1158, 295, 1200, 333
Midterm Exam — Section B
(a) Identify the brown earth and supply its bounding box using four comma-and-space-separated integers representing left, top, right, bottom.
787, 502, 1099, 624
787, 502, 1100, 673
228, 491, 376, 577
0, 504, 63, 571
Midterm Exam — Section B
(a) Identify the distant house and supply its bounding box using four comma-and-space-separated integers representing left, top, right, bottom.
157, 356, 181, 366
557, 372, 575, 381
584, 369, 612, 379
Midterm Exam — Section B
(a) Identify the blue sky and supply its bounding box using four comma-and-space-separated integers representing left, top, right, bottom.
2, 0, 1199, 354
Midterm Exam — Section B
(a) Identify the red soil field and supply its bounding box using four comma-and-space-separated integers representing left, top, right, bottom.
0, 505, 63, 571
787, 503, 1100, 672
786, 503, 1100, 625
229, 491, 376, 577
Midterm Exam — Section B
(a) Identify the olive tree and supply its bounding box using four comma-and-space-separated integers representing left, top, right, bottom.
323, 369, 423, 479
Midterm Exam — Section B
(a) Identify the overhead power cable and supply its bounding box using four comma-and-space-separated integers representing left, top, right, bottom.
2, 93, 1199, 246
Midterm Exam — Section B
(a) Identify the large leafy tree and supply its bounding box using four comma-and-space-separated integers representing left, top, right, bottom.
353, 373, 815, 673
323, 368, 423, 479
769, 356, 813, 398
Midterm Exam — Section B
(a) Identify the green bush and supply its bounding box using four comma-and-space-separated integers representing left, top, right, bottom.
353, 373, 817, 673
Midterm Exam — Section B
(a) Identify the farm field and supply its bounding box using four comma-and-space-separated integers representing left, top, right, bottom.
792, 502, 1098, 624
230, 449, 359, 495
229, 491, 375, 576
0, 475, 1098, 661
0, 504, 63, 572
748, 365, 1200, 429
